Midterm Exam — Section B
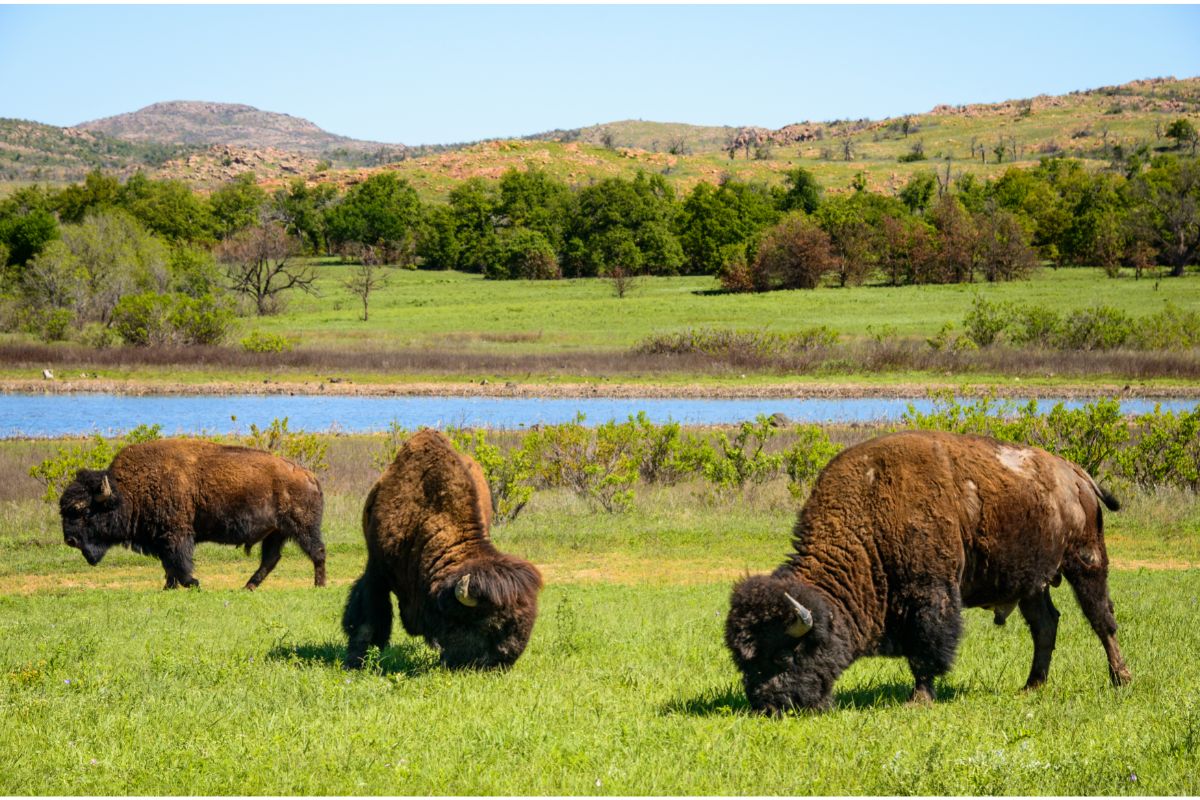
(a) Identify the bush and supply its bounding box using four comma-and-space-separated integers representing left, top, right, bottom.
699, 415, 784, 491
244, 417, 328, 474
371, 420, 410, 471
112, 292, 234, 347
962, 295, 1011, 348
1008, 304, 1062, 348
1118, 406, 1200, 491
169, 293, 235, 345
1057, 305, 1133, 351
111, 293, 174, 346
448, 428, 536, 523
30, 424, 162, 502
1130, 303, 1200, 350
525, 414, 641, 513
22, 307, 74, 343
241, 330, 296, 353
783, 425, 843, 498
745, 213, 835, 291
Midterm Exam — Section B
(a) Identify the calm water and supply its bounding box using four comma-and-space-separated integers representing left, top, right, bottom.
0, 393, 1196, 438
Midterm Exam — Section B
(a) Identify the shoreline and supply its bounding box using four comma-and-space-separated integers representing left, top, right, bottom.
3, 377, 1198, 400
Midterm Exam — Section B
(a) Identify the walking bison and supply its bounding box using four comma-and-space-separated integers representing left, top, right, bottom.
342, 429, 542, 670
59, 438, 326, 590
725, 430, 1131, 714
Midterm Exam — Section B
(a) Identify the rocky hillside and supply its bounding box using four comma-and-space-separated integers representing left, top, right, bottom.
0, 118, 197, 184
75, 101, 408, 160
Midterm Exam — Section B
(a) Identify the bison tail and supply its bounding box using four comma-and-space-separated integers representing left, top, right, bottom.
1098, 487, 1121, 512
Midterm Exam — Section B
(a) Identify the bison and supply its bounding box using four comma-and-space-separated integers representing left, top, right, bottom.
342, 429, 542, 670
58, 438, 326, 590
725, 430, 1131, 714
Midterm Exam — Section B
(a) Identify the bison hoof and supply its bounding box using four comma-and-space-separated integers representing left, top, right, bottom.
1111, 665, 1132, 687
244, 582, 259, 591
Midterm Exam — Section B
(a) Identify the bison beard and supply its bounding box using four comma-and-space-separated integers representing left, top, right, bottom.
58, 439, 326, 590
725, 430, 1131, 714
342, 430, 542, 671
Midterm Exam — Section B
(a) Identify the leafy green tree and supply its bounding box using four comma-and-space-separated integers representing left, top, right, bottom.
118, 173, 214, 243
815, 194, 880, 287
1165, 118, 1198, 155
0, 185, 60, 267
1125, 155, 1200, 277
677, 181, 779, 275
778, 166, 823, 214
565, 172, 683, 277
444, 178, 499, 273
486, 227, 560, 280
899, 171, 938, 214
273, 179, 338, 254
495, 168, 572, 251
208, 173, 267, 239
54, 170, 121, 224
325, 172, 423, 261
415, 203, 461, 270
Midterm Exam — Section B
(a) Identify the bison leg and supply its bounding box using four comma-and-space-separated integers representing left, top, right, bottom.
161, 538, 199, 589
245, 531, 286, 590
1063, 560, 1131, 687
902, 583, 963, 705
1018, 588, 1060, 690
293, 531, 327, 588
342, 561, 393, 669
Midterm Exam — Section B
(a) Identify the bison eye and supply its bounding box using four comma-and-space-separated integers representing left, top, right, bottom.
65, 537, 79, 548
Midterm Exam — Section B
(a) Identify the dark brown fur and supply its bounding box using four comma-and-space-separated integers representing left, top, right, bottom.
342, 430, 542, 670
58, 438, 326, 590
726, 430, 1131, 713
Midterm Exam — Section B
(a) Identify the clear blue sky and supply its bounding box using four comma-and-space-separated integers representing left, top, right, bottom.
2, 5, 1198, 145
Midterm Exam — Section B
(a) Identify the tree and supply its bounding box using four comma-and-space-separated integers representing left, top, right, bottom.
217, 223, 314, 314
209, 173, 267, 239
0, 185, 60, 267
118, 173, 214, 242
444, 177, 499, 273
744, 213, 835, 291
55, 170, 121, 224
564, 172, 683, 277
324, 172, 422, 260
928, 195, 977, 283
486, 227, 560, 280
779, 166, 823, 214
1125, 155, 1200, 277
1165, 118, 1198, 155
273, 179, 338, 254
677, 180, 778, 275
899, 171, 937, 214
974, 206, 1039, 282
341, 246, 391, 321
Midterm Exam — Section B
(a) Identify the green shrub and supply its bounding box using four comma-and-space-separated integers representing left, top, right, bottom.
241, 330, 296, 353
112, 293, 174, 346
525, 414, 641, 513
29, 424, 162, 503
1118, 405, 1200, 491
371, 420, 410, 471
783, 425, 843, 498
962, 295, 1011, 348
169, 293, 235, 345
700, 415, 784, 490
21, 307, 74, 343
1130, 303, 1200, 350
78, 322, 119, 349
244, 417, 328, 474
1057, 305, 1133, 351
448, 428, 536, 523
1008, 304, 1063, 348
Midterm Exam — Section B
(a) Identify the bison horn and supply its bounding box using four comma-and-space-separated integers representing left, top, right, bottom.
99, 475, 113, 499
783, 592, 814, 638
455, 573, 478, 607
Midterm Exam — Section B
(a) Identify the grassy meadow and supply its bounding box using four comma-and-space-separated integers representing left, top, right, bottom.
4, 265, 1198, 391
2, 433, 1199, 794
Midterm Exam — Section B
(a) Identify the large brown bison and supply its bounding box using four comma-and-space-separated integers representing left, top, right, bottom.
725, 430, 1131, 714
342, 429, 542, 670
58, 438, 326, 590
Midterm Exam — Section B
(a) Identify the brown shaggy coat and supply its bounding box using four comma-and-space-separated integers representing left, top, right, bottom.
343, 430, 542, 669
58, 438, 325, 589
725, 430, 1130, 713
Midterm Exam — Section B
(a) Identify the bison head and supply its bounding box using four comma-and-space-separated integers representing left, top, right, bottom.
725, 574, 850, 714
58, 469, 125, 566
427, 556, 542, 670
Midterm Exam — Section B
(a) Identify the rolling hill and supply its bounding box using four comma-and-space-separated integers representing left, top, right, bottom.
2, 76, 1198, 196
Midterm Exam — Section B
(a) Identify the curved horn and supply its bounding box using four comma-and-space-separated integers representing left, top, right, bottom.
99, 475, 113, 499
783, 592, 814, 638
455, 573, 478, 607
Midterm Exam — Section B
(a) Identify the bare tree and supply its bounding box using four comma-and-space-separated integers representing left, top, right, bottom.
608, 265, 637, 299
217, 223, 314, 315
842, 136, 855, 161
341, 245, 392, 321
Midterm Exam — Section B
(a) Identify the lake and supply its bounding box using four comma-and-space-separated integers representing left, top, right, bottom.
0, 393, 1196, 438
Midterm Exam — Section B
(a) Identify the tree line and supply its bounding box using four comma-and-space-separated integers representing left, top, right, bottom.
0, 147, 1197, 342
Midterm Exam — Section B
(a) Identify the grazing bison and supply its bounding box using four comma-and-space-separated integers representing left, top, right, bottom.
725, 430, 1131, 714
342, 429, 542, 670
59, 438, 326, 590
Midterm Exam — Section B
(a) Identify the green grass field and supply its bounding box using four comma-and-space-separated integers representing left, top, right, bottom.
6, 265, 1198, 392
2, 431, 1199, 794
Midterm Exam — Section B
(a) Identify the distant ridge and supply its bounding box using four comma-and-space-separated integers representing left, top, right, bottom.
74, 100, 407, 157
